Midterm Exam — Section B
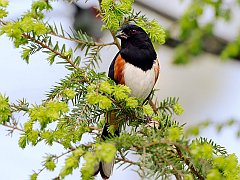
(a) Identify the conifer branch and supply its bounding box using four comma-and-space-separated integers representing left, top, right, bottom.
149, 99, 157, 113
50, 32, 116, 47
115, 157, 138, 166
97, 0, 121, 50
140, 146, 146, 180
21, 34, 79, 69
175, 146, 204, 180
158, 153, 183, 180
0, 19, 6, 26
2, 123, 25, 133
1, 122, 98, 150
1, 1, 240, 179
110, 31, 121, 50
35, 149, 74, 177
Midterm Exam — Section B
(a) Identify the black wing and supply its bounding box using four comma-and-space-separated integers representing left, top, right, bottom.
108, 52, 120, 82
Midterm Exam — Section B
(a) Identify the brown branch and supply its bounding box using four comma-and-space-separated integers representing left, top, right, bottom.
36, 149, 74, 176
2, 123, 25, 133
135, 140, 203, 179
149, 99, 157, 113
175, 146, 204, 180
141, 140, 176, 148
140, 146, 146, 180
0, 19, 6, 26
134, 141, 185, 179
2, 123, 85, 151
97, 0, 121, 50
88, 126, 102, 131
157, 153, 183, 180
50, 32, 116, 47
22, 34, 79, 69
115, 157, 138, 165
110, 31, 121, 50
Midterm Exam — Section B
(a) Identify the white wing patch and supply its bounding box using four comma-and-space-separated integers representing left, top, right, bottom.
123, 63, 156, 100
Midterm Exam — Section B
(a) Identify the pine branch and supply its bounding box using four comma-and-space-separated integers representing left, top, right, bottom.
22, 33, 79, 69
149, 99, 157, 113
157, 97, 179, 114
110, 31, 121, 50
35, 149, 74, 177
198, 137, 227, 155
140, 146, 146, 180
2, 123, 24, 133
50, 31, 116, 47
157, 152, 183, 180
84, 46, 102, 69
2, 1, 240, 179
115, 157, 138, 166
175, 146, 204, 180
0, 19, 6, 26
97, 0, 121, 50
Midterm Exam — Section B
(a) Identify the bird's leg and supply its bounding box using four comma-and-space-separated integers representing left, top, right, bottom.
145, 116, 160, 128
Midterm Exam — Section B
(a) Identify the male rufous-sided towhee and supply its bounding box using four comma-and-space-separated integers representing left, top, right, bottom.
93, 24, 160, 179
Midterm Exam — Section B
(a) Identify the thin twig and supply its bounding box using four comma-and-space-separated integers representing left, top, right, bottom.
22, 34, 79, 69
36, 149, 74, 176
0, 19, 6, 25
175, 146, 204, 180
89, 126, 102, 131
141, 146, 146, 180
157, 153, 183, 180
96, 0, 121, 50
149, 100, 157, 113
110, 31, 121, 50
115, 157, 138, 165
50, 32, 116, 47
140, 140, 176, 148
1, 123, 79, 151
2, 123, 25, 132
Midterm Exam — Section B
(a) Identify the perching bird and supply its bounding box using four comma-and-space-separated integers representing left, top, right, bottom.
93, 24, 160, 179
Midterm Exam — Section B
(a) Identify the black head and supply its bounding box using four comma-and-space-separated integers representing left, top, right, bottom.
116, 24, 147, 39
116, 24, 157, 71
116, 25, 150, 47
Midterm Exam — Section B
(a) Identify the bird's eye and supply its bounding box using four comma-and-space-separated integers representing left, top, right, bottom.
130, 29, 137, 34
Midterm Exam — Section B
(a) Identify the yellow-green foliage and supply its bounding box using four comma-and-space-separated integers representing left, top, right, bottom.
0, 94, 11, 124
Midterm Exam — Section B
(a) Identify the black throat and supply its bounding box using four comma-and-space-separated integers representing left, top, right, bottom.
120, 39, 156, 71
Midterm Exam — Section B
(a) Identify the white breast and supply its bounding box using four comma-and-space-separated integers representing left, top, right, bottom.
123, 63, 155, 100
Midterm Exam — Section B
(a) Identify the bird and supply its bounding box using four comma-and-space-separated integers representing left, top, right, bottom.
93, 24, 160, 179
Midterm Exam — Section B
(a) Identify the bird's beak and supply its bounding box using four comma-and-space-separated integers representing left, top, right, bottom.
116, 31, 129, 40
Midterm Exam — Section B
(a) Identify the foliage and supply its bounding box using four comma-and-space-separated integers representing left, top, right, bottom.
221, 36, 240, 60
0, 0, 8, 18
175, 0, 240, 64
101, 0, 134, 31
0, 94, 11, 124
0, 0, 240, 180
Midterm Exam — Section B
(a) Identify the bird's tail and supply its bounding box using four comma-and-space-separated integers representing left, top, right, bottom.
93, 112, 119, 179
93, 159, 115, 179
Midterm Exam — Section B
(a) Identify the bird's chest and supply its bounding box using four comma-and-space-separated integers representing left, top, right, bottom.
123, 63, 155, 100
